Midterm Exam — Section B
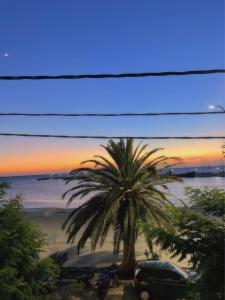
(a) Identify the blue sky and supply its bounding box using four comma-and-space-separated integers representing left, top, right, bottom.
0, 0, 224, 175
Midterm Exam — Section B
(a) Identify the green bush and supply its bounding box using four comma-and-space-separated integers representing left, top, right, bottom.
0, 182, 59, 300
140, 187, 225, 300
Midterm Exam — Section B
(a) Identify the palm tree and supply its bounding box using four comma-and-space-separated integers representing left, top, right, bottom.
62, 139, 181, 274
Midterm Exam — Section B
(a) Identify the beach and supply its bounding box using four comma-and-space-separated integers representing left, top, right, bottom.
25, 207, 188, 269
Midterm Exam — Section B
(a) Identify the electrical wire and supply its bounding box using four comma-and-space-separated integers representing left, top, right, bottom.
0, 133, 224, 140
0, 111, 224, 117
0, 69, 224, 80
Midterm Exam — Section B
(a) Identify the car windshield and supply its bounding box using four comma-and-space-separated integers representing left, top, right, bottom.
136, 262, 189, 280
172, 265, 188, 279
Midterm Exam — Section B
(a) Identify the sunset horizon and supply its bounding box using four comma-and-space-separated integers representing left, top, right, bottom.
1, 139, 224, 176
1, 1, 224, 178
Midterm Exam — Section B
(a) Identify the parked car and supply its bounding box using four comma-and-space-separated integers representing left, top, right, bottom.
133, 261, 194, 300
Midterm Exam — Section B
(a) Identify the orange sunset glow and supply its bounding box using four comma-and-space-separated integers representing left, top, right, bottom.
0, 139, 223, 176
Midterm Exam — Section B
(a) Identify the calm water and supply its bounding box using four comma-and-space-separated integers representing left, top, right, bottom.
2, 175, 224, 209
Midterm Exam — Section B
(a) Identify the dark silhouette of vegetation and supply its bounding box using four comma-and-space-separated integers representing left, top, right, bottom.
0, 182, 59, 300
63, 139, 181, 275
140, 187, 225, 300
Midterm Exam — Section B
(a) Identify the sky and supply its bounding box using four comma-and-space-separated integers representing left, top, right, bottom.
0, 0, 224, 176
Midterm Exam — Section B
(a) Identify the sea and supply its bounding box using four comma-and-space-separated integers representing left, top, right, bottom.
1, 166, 224, 209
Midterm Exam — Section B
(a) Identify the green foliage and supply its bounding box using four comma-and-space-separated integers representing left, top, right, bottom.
141, 187, 225, 299
0, 182, 59, 300
185, 186, 225, 217
63, 139, 181, 272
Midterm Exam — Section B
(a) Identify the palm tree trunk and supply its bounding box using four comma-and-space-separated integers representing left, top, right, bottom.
119, 229, 136, 276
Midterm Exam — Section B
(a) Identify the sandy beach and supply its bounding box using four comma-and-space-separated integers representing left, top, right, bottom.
25, 207, 189, 269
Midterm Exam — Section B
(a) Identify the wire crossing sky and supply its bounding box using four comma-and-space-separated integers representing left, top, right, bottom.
0, 69, 224, 80
0, 133, 224, 139
0, 0, 224, 175
0, 111, 224, 117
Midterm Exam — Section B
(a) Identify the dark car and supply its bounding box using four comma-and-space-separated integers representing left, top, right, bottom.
133, 261, 191, 300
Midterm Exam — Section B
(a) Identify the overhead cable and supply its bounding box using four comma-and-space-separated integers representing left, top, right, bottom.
0, 69, 224, 81
0, 133, 224, 140
0, 111, 224, 117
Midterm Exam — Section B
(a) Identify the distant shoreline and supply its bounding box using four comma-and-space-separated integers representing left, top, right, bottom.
1, 165, 224, 180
